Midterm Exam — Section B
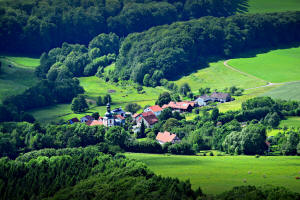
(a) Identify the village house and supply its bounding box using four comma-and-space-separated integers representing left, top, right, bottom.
68, 118, 79, 124
162, 101, 194, 113
80, 115, 94, 123
194, 95, 211, 106
144, 105, 163, 117
112, 107, 126, 117
137, 111, 158, 128
210, 92, 231, 103
156, 131, 181, 145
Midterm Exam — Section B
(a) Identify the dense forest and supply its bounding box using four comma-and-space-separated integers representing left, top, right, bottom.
0, 0, 246, 54
116, 11, 300, 84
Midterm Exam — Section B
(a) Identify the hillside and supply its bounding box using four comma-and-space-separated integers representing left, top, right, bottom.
248, 0, 300, 13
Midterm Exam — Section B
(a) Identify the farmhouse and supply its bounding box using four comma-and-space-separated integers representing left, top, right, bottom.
156, 131, 181, 145
80, 115, 94, 123
137, 111, 158, 128
144, 105, 163, 116
68, 118, 79, 124
86, 120, 103, 126
195, 95, 211, 106
162, 101, 194, 113
210, 92, 231, 103
112, 107, 126, 117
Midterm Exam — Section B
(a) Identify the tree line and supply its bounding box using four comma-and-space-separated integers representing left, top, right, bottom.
0, 0, 246, 54
115, 11, 300, 85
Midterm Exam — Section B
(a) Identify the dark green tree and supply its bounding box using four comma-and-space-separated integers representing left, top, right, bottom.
125, 103, 141, 114
155, 92, 171, 107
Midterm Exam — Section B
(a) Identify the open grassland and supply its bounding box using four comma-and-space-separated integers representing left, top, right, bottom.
261, 82, 300, 101
247, 0, 300, 13
30, 76, 164, 123
217, 85, 279, 112
125, 153, 300, 195
228, 46, 300, 83
279, 117, 300, 129
174, 61, 266, 92
0, 57, 39, 103
2, 55, 40, 68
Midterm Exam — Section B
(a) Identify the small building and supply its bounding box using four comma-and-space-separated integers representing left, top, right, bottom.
144, 105, 163, 117
68, 118, 79, 124
156, 131, 181, 145
210, 92, 231, 103
115, 115, 125, 126
103, 103, 115, 127
112, 107, 126, 117
86, 120, 103, 126
195, 95, 211, 106
137, 111, 158, 128
162, 101, 193, 113
133, 113, 142, 122
80, 115, 94, 123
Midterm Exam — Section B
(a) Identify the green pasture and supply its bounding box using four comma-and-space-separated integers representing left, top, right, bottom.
261, 82, 300, 101
0, 57, 39, 103
174, 61, 266, 92
228, 46, 300, 83
125, 153, 300, 195
2, 55, 40, 68
218, 85, 279, 113
30, 76, 163, 123
279, 117, 300, 129
247, 0, 300, 13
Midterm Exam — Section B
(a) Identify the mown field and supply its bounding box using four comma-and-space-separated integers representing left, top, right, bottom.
0, 56, 39, 103
279, 117, 300, 129
174, 61, 267, 92
261, 82, 300, 101
125, 153, 300, 195
228, 46, 300, 83
247, 0, 300, 13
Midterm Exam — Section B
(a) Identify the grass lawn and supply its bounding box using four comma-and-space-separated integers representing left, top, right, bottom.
261, 82, 300, 101
247, 0, 300, 13
2, 55, 40, 68
217, 85, 279, 113
125, 153, 300, 195
228, 46, 300, 83
279, 117, 300, 129
0, 57, 39, 103
30, 75, 165, 123
174, 61, 266, 92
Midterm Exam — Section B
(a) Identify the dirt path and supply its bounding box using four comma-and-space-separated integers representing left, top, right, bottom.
223, 60, 300, 90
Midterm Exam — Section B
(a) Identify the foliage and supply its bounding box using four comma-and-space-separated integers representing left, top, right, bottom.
125, 103, 141, 114
155, 92, 171, 107
71, 95, 89, 113
116, 12, 300, 84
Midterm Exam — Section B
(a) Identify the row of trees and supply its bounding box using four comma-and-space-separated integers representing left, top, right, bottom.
0, 0, 245, 54
115, 11, 300, 84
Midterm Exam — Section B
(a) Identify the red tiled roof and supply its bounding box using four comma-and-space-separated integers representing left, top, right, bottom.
86, 120, 103, 126
210, 92, 230, 100
156, 131, 178, 143
142, 111, 158, 125
115, 115, 125, 120
133, 113, 142, 118
162, 101, 193, 110
149, 105, 163, 112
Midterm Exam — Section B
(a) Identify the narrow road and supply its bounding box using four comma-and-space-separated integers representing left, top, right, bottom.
223, 60, 300, 90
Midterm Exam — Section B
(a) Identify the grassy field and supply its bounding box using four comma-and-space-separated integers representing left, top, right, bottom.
228, 46, 300, 83
0, 56, 39, 103
279, 117, 300, 129
217, 85, 279, 112
247, 0, 300, 13
174, 61, 266, 92
30, 76, 165, 123
261, 82, 300, 101
125, 153, 300, 195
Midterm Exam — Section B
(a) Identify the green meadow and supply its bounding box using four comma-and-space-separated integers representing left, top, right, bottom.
174, 61, 266, 92
261, 82, 300, 101
247, 0, 300, 13
228, 46, 300, 83
30, 75, 165, 123
125, 153, 300, 195
0, 56, 39, 103
279, 117, 300, 129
